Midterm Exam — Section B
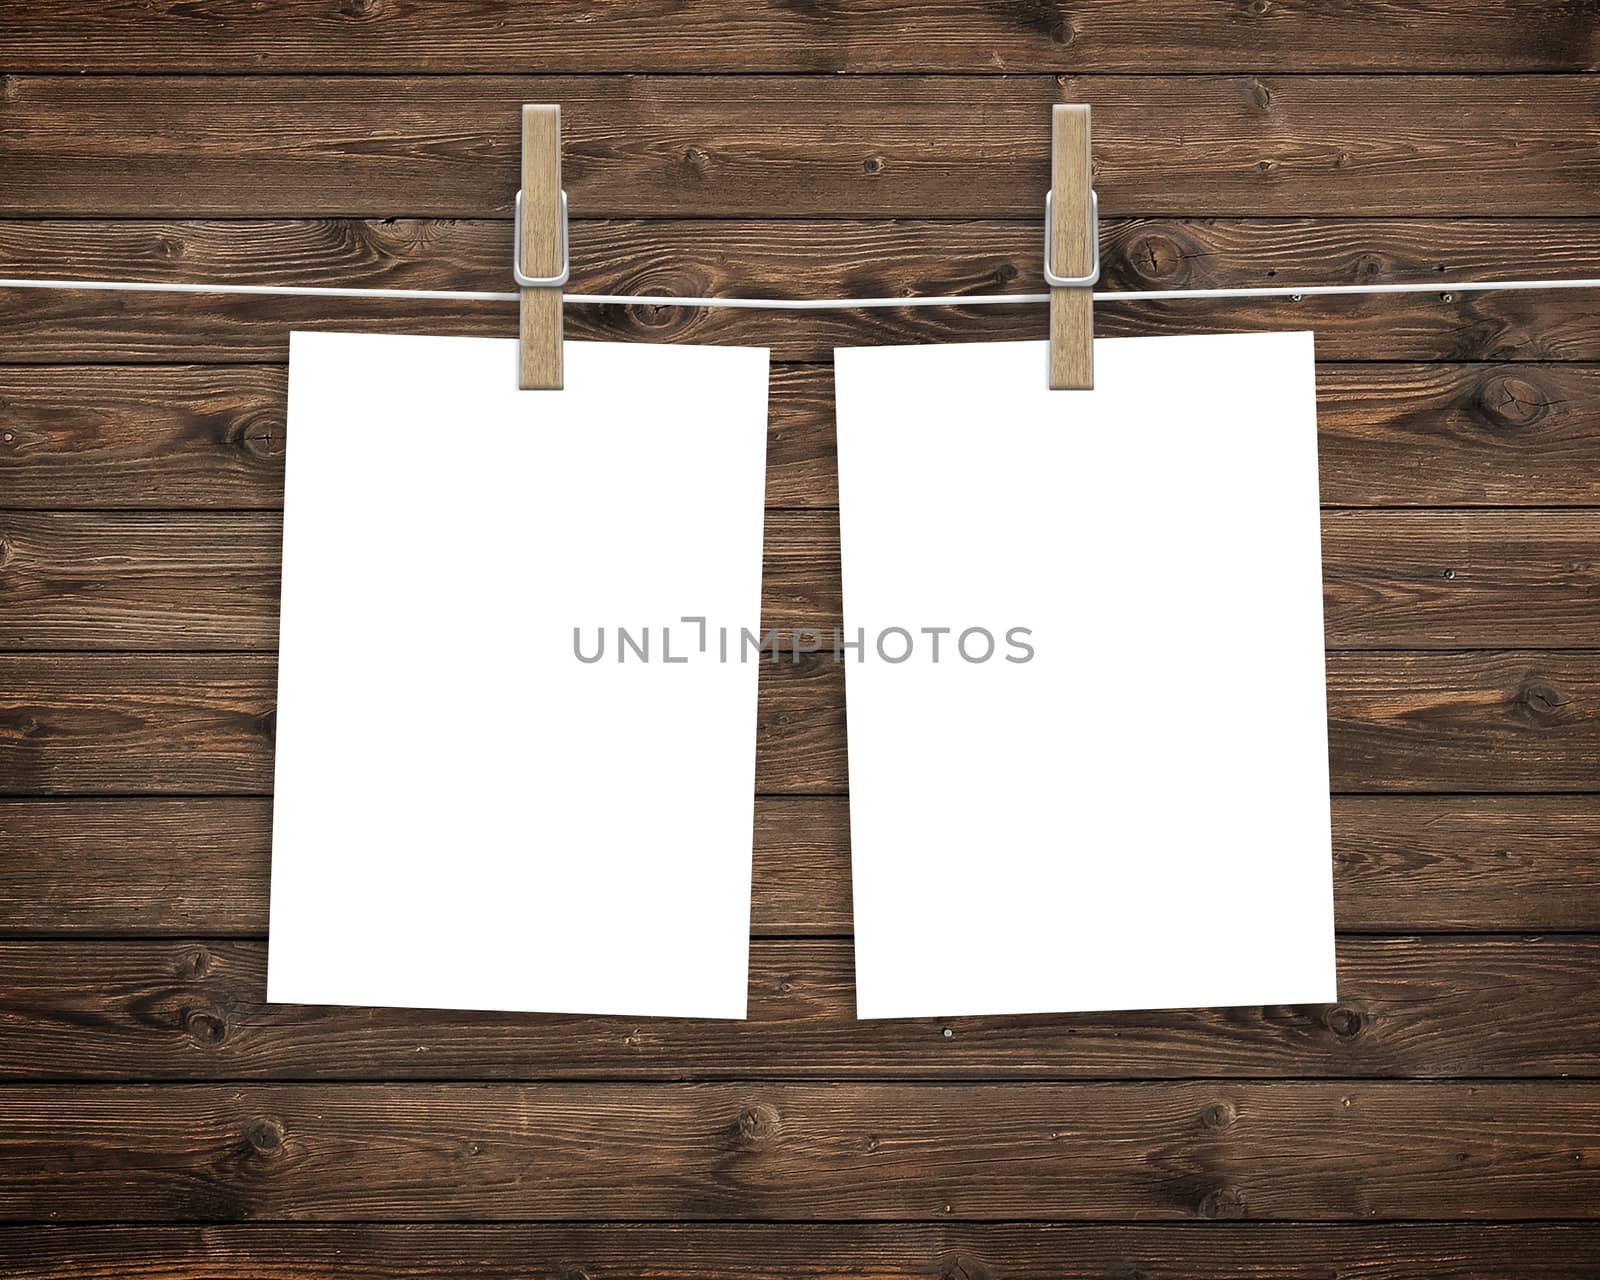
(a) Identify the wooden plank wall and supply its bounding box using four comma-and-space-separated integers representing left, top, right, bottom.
1, 4, 1599, 1277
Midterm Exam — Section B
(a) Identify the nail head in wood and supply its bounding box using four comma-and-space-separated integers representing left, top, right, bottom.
1049, 104, 1095, 391
519, 104, 564, 391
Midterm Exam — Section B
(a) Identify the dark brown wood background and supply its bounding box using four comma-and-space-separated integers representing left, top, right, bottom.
2, 3, 1599, 1277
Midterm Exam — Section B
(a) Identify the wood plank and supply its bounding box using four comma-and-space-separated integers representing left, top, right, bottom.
11, 216, 1600, 307
3, 794, 1598, 937
0, 796, 852, 938
0, 510, 846, 652
1326, 651, 1600, 792
6, 1223, 1600, 1280
2, 652, 1598, 795
0, 936, 1594, 1081
0, 1081, 1595, 1220
0, 364, 831, 509
1319, 511, 1600, 649
0, 656, 281, 795
0, 366, 287, 507
7, 288, 1595, 366
5, 217, 1600, 364
1317, 364, 1600, 506
5, 363, 1600, 511
1332, 795, 1600, 932
2, 77, 1597, 218
0, 513, 285, 650
0, 653, 847, 796
2, 0, 1594, 73
1, 509, 1594, 651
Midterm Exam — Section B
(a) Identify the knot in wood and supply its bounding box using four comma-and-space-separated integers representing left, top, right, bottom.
1197, 1186, 1245, 1219
237, 414, 282, 461
941, 1255, 995, 1280
1477, 372, 1551, 430
1007, 0, 1070, 45
1123, 232, 1188, 285
176, 946, 212, 980
862, 155, 885, 176
1200, 1100, 1236, 1130
1323, 1005, 1364, 1039
245, 1117, 285, 1155
1514, 682, 1567, 725
184, 1007, 228, 1046
624, 287, 701, 335
735, 1103, 779, 1144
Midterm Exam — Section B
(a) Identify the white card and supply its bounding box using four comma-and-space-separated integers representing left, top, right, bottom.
835, 332, 1336, 1018
268, 333, 769, 1018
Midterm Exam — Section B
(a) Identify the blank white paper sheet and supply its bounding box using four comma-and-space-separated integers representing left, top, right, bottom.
268, 333, 769, 1018
835, 332, 1336, 1018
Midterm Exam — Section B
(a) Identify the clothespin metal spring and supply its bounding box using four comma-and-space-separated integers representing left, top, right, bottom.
1042, 190, 1101, 289
512, 189, 571, 288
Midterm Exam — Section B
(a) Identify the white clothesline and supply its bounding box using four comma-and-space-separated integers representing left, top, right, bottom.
3, 274, 1600, 307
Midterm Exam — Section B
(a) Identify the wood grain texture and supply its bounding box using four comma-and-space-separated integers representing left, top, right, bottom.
3, 652, 1598, 795
6, 217, 1600, 364
1, 509, 1593, 650
1330, 795, 1600, 932
3, 794, 1598, 937
0, 937, 1595, 1081
1317, 363, 1600, 506
1319, 510, 1600, 648
1, 1, 1595, 73
1, 1081, 1596, 1221
4, 362, 1600, 510
5, 1223, 1600, 1280
3, 77, 1598, 217
1, 10, 1595, 1261
1326, 650, 1600, 792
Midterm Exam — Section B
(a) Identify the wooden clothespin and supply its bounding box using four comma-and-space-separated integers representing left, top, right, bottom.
517, 104, 566, 390
1047, 104, 1097, 390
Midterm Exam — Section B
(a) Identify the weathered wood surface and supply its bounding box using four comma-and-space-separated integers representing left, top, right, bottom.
5, 362, 1600, 510
2, 509, 1595, 651
4, 217, 1600, 363
2, 794, 1597, 937
2, 1081, 1596, 1221
3, 77, 1598, 217
0, 937, 1595, 1081
2, 1, 1595, 73
1318, 510, 1600, 648
3, 652, 1598, 795
1324, 650, 1600, 792
5, 1222, 1600, 1280
1, 7, 1596, 1268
